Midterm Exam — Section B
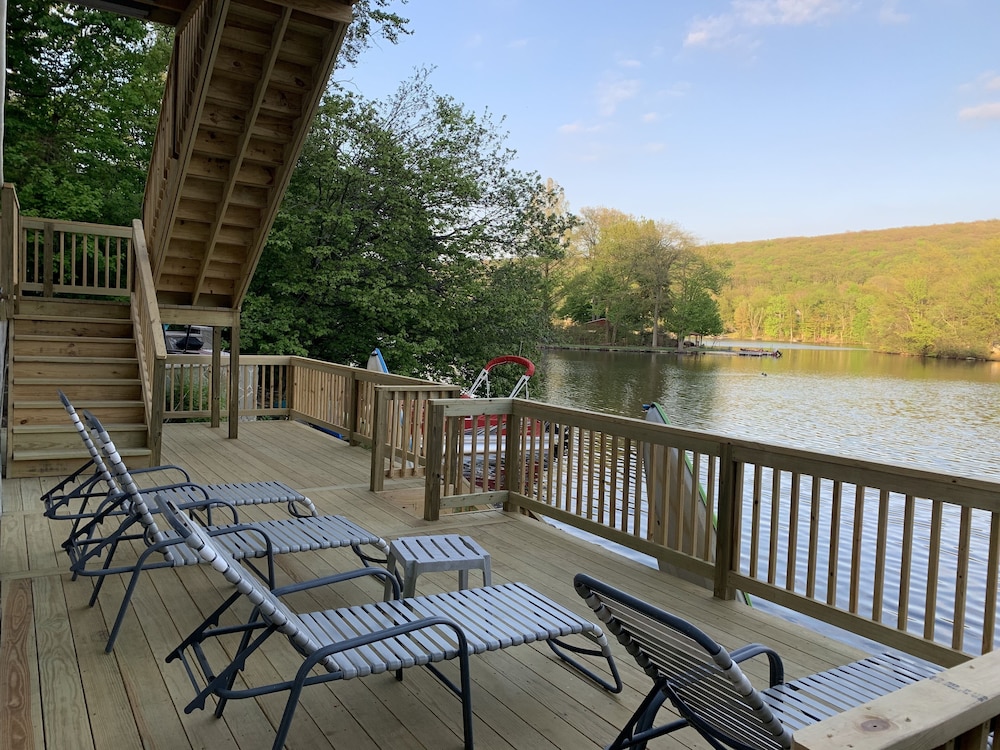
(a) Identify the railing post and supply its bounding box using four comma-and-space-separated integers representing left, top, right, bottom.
0, 184, 19, 320
369, 386, 388, 492
424, 401, 445, 521
503, 404, 523, 512
714, 442, 740, 601
346, 367, 358, 444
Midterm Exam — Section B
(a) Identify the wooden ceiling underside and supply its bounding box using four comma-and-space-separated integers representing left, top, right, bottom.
129, 0, 353, 310
77, 0, 352, 26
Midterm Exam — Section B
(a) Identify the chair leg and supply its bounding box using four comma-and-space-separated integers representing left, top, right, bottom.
546, 630, 623, 693
105, 562, 147, 652
87, 538, 122, 606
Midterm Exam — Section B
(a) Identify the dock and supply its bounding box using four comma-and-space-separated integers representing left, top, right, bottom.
1, 420, 873, 749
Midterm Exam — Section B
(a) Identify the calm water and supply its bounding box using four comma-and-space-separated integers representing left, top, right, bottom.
538, 344, 1000, 480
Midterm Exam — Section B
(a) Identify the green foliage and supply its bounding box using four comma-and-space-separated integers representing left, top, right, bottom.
557, 208, 726, 346
5, 1, 170, 223
243, 70, 571, 383
709, 221, 1000, 357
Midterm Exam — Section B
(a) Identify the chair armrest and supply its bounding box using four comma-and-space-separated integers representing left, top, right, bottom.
730, 643, 785, 686
129, 464, 192, 487
272, 567, 400, 600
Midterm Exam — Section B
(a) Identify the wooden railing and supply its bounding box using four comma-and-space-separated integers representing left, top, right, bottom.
162, 356, 457, 480
424, 397, 1000, 667
20, 217, 132, 298
370, 384, 462, 491
1, 184, 20, 321
130, 220, 166, 464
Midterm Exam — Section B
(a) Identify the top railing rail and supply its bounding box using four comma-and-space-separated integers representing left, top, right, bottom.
19, 216, 133, 298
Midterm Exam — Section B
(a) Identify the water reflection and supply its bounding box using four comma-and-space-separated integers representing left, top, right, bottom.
539, 346, 1000, 480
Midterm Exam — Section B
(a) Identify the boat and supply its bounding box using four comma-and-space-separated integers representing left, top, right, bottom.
460, 356, 550, 491
462, 354, 534, 399
738, 346, 782, 357
366, 347, 389, 373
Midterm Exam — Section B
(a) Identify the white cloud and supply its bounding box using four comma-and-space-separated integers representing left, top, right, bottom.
959, 103, 1000, 121
508, 38, 529, 49
878, 0, 909, 24
986, 75, 1000, 91
618, 58, 643, 68
685, 0, 850, 48
558, 121, 605, 134
642, 112, 660, 123
596, 75, 641, 116
645, 142, 667, 153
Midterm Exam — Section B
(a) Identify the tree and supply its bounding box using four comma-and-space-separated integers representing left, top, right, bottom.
5, 1, 170, 223
559, 209, 712, 346
244, 69, 568, 381
662, 251, 726, 346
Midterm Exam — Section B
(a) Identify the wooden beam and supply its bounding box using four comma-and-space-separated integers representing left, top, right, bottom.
191, 5, 292, 307
228, 318, 240, 438
793, 649, 1000, 750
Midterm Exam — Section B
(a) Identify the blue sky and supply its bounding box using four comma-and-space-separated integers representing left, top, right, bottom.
345, 1, 999, 244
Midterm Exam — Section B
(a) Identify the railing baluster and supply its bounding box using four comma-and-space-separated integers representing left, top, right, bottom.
827, 479, 842, 606
925, 499, 944, 641
898, 494, 915, 630
953, 505, 973, 651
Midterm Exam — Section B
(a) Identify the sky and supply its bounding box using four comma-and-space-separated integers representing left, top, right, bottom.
343, 0, 1000, 244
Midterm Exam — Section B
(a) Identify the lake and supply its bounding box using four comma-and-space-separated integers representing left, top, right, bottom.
535, 344, 1000, 652
538, 343, 1000, 481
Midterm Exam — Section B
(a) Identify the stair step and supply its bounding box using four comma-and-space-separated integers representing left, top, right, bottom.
10, 400, 145, 427
16, 298, 131, 318
13, 334, 136, 358
12, 378, 144, 401
14, 317, 135, 337
12, 356, 140, 379
10, 423, 148, 451
7, 447, 152, 478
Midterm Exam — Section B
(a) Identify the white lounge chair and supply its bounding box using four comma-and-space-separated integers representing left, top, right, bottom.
573, 573, 942, 750
157, 495, 622, 750
66, 410, 390, 651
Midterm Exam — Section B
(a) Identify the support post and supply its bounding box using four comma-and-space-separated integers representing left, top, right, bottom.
369, 386, 388, 492
714, 442, 740, 601
228, 318, 239, 438
424, 402, 445, 522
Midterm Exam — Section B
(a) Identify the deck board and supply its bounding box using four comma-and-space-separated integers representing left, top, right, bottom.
0, 420, 876, 750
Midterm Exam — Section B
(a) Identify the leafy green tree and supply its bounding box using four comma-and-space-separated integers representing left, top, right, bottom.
662, 251, 726, 346
244, 70, 567, 382
5, 1, 170, 223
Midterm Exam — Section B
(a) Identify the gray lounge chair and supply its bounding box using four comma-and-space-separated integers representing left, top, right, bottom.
41, 391, 316, 535
158, 495, 622, 750
66, 410, 390, 651
573, 573, 942, 750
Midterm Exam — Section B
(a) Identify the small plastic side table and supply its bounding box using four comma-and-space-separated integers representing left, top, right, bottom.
386, 534, 492, 598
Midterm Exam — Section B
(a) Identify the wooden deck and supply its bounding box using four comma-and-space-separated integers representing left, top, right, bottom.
0, 420, 873, 750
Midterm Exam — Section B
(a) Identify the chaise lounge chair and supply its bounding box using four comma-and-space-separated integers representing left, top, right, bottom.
66, 411, 391, 652
41, 391, 317, 536
573, 573, 943, 750
157, 495, 622, 750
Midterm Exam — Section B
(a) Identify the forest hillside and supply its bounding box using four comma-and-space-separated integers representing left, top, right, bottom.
704, 220, 1000, 358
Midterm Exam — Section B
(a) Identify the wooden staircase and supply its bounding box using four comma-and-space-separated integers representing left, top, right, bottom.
6, 298, 151, 478
1, 0, 356, 477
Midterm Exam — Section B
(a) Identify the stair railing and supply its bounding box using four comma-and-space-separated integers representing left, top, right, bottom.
1, 183, 20, 320
131, 219, 166, 465
143, 0, 224, 275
